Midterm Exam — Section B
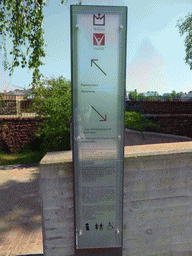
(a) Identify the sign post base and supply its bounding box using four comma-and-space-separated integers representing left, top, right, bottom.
76, 247, 122, 256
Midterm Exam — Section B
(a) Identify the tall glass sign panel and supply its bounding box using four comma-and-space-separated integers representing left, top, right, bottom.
71, 5, 127, 250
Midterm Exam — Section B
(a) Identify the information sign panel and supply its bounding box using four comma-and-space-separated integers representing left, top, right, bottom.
71, 5, 127, 251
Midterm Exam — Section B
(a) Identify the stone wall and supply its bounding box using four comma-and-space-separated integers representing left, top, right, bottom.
39, 142, 192, 255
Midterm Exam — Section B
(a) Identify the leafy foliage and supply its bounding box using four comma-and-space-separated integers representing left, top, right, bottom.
0, 92, 5, 105
176, 12, 192, 70
129, 89, 138, 100
0, 0, 68, 90
27, 75, 72, 152
125, 111, 160, 132
128, 89, 183, 101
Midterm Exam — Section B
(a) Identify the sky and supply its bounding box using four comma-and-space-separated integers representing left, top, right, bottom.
0, 0, 192, 94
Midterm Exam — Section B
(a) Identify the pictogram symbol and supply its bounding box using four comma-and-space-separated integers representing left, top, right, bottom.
93, 13, 105, 26
93, 33, 105, 46
107, 222, 114, 230
85, 223, 90, 230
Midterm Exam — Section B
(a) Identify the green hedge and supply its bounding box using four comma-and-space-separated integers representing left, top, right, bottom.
125, 111, 161, 132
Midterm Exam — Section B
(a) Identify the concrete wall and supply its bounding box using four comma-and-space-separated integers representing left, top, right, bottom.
39, 142, 192, 256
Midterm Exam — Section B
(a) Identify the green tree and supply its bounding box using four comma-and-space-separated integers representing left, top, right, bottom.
170, 90, 177, 100
0, 92, 6, 114
162, 93, 171, 101
176, 13, 192, 70
27, 75, 72, 152
129, 89, 138, 100
0, 92, 4, 102
0, 0, 69, 90
176, 91, 184, 99
137, 93, 145, 101
167, 90, 184, 100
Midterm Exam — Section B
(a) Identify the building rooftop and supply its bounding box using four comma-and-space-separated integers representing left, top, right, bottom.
3, 89, 33, 96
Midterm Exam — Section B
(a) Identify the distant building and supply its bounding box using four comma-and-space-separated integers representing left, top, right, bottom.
162, 93, 170, 97
2, 89, 33, 101
1, 89, 34, 115
144, 91, 158, 97
180, 91, 192, 101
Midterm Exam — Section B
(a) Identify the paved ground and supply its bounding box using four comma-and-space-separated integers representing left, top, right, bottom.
0, 129, 192, 256
0, 165, 43, 256
124, 128, 192, 146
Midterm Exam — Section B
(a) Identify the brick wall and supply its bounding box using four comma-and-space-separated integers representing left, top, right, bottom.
141, 100, 192, 114
0, 117, 46, 152
126, 100, 192, 114
155, 114, 192, 138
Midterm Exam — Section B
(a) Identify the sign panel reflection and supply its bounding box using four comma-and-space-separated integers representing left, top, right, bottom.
71, 5, 127, 249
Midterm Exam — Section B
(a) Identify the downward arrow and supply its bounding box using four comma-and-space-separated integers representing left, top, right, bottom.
91, 59, 107, 76
91, 106, 107, 121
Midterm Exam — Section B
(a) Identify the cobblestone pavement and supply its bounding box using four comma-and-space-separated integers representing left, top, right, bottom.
0, 130, 192, 255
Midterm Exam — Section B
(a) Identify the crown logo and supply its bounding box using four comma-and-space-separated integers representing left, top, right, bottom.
93, 13, 105, 26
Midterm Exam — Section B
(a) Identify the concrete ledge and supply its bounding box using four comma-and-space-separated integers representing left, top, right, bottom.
40, 150, 72, 165
124, 141, 192, 157
39, 142, 192, 256
39, 142, 192, 164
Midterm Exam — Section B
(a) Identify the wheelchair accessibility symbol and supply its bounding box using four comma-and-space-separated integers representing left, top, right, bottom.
107, 222, 114, 230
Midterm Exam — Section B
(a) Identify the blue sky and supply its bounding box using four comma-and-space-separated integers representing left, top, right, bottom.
0, 0, 192, 94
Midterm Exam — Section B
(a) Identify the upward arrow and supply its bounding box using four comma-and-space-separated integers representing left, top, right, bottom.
91, 59, 107, 76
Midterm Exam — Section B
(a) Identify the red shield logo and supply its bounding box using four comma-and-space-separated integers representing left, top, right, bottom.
93, 33, 105, 46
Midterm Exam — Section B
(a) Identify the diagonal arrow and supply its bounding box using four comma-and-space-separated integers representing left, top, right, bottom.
91, 59, 107, 76
91, 105, 107, 121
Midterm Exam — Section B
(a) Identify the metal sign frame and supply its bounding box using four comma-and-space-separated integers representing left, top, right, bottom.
71, 5, 127, 255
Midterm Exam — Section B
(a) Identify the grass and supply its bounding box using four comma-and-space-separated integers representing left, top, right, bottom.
0, 149, 47, 166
